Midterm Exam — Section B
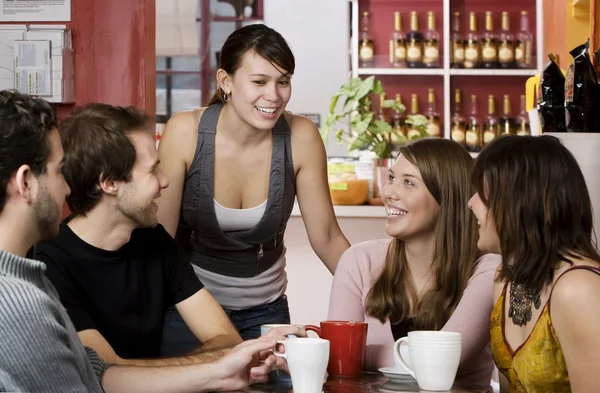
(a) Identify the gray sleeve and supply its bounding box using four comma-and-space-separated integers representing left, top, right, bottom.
85, 346, 111, 381
0, 281, 103, 393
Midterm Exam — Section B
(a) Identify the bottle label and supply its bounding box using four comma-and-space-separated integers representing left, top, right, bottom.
407, 45, 422, 61
483, 130, 496, 143
427, 121, 441, 137
465, 45, 479, 61
524, 41, 531, 65
451, 125, 466, 144
565, 63, 574, 103
454, 45, 465, 62
466, 130, 480, 147
360, 45, 374, 61
498, 42, 514, 62
482, 44, 497, 61
395, 42, 407, 61
423, 44, 439, 64
407, 129, 421, 139
515, 41, 523, 62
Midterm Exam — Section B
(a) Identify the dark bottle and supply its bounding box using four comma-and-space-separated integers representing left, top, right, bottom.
451, 89, 467, 147
406, 11, 424, 68
483, 95, 499, 145
499, 94, 515, 135
481, 11, 498, 69
466, 95, 482, 152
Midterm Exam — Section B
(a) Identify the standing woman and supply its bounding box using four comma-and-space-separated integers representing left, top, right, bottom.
470, 135, 600, 392
156, 24, 350, 351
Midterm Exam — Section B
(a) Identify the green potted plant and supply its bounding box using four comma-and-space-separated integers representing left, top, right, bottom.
320, 76, 428, 203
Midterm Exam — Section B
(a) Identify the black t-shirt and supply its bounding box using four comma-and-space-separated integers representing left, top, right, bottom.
34, 221, 204, 359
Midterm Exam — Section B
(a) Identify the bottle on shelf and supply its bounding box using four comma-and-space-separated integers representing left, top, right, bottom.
481, 11, 498, 69
359, 11, 375, 67
483, 95, 499, 145
498, 11, 515, 69
378, 93, 388, 124
406, 11, 424, 68
451, 88, 467, 147
499, 94, 515, 134
464, 12, 481, 69
515, 94, 531, 135
423, 11, 440, 68
450, 12, 465, 69
391, 93, 407, 143
516, 11, 533, 68
466, 95, 482, 152
407, 94, 422, 139
390, 12, 407, 68
425, 88, 441, 137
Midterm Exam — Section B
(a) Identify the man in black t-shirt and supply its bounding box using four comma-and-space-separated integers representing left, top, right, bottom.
35, 104, 242, 366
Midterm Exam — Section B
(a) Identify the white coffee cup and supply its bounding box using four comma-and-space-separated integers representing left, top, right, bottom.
261, 324, 302, 382
394, 331, 461, 391
274, 338, 329, 393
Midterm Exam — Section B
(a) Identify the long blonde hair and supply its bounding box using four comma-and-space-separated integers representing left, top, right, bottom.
365, 138, 479, 329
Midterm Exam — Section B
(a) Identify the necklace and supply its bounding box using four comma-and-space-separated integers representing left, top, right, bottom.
508, 282, 541, 326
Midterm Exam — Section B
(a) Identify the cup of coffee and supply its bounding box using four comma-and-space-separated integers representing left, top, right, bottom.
261, 324, 301, 382
274, 338, 330, 393
305, 320, 368, 378
394, 331, 461, 391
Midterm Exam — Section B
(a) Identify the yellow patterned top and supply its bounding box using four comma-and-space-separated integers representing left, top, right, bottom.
490, 284, 570, 393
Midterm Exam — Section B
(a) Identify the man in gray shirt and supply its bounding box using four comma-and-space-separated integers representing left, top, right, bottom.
0, 90, 296, 392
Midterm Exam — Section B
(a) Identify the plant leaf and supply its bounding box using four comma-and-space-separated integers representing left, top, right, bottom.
373, 140, 390, 158
373, 79, 384, 94
349, 134, 370, 151
354, 76, 375, 101
329, 95, 340, 114
382, 99, 397, 109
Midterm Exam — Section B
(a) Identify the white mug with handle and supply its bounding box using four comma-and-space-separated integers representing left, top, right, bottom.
273, 338, 329, 393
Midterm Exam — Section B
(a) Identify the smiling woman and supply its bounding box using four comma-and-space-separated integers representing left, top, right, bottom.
155, 24, 351, 353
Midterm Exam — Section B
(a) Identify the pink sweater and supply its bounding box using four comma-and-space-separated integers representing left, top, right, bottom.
328, 239, 501, 390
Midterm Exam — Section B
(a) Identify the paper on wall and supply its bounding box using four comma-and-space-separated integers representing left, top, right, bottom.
0, 0, 70, 22
14, 40, 51, 96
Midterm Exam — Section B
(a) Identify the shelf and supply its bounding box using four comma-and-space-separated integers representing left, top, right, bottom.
449, 69, 538, 77
572, 0, 589, 17
211, 15, 263, 22
291, 202, 386, 218
357, 68, 445, 76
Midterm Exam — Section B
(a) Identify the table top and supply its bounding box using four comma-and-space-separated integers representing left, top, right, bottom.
247, 372, 487, 393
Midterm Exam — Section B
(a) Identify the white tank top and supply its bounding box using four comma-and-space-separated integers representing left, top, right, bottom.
195, 199, 287, 310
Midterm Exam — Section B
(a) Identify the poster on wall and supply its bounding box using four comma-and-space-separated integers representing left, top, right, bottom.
0, 0, 70, 22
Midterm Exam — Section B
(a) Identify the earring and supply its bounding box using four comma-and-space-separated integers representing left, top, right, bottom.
223, 91, 230, 103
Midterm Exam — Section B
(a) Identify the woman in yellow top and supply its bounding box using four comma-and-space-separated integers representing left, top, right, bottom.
468, 135, 600, 393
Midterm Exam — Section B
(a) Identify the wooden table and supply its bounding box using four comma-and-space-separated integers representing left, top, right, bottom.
247, 372, 488, 393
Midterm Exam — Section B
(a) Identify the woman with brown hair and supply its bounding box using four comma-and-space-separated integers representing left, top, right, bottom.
329, 138, 500, 390
470, 135, 600, 392
156, 23, 349, 353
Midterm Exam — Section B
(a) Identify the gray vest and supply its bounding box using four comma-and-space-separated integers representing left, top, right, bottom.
175, 104, 296, 278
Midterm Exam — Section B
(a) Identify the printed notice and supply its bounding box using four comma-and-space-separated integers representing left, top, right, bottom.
0, 0, 70, 22
14, 40, 52, 96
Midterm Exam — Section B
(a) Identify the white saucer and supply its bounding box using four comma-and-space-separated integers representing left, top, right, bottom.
378, 367, 415, 382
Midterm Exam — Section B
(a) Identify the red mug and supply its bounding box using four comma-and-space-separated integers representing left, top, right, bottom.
305, 320, 368, 378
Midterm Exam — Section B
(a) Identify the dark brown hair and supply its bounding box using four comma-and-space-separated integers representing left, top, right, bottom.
59, 103, 154, 215
208, 24, 295, 106
472, 134, 600, 292
0, 90, 56, 213
365, 138, 479, 329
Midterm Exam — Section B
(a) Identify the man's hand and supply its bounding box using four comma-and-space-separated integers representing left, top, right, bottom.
213, 339, 280, 391
258, 325, 307, 375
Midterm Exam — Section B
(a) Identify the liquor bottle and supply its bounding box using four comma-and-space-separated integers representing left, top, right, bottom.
466, 95, 482, 152
425, 89, 441, 137
481, 11, 498, 68
390, 12, 407, 67
464, 12, 481, 69
450, 12, 465, 69
451, 89, 467, 147
515, 94, 531, 135
359, 11, 375, 67
483, 95, 499, 145
406, 12, 424, 68
498, 12, 515, 69
407, 94, 422, 139
423, 12, 440, 68
391, 93, 407, 143
499, 94, 515, 134
378, 93, 388, 124
516, 11, 533, 68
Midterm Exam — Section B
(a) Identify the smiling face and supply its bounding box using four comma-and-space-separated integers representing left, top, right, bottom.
468, 191, 501, 254
115, 131, 169, 228
382, 155, 441, 240
222, 50, 292, 130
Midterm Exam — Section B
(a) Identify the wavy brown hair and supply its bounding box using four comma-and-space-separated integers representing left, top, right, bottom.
472, 135, 600, 293
365, 138, 479, 329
